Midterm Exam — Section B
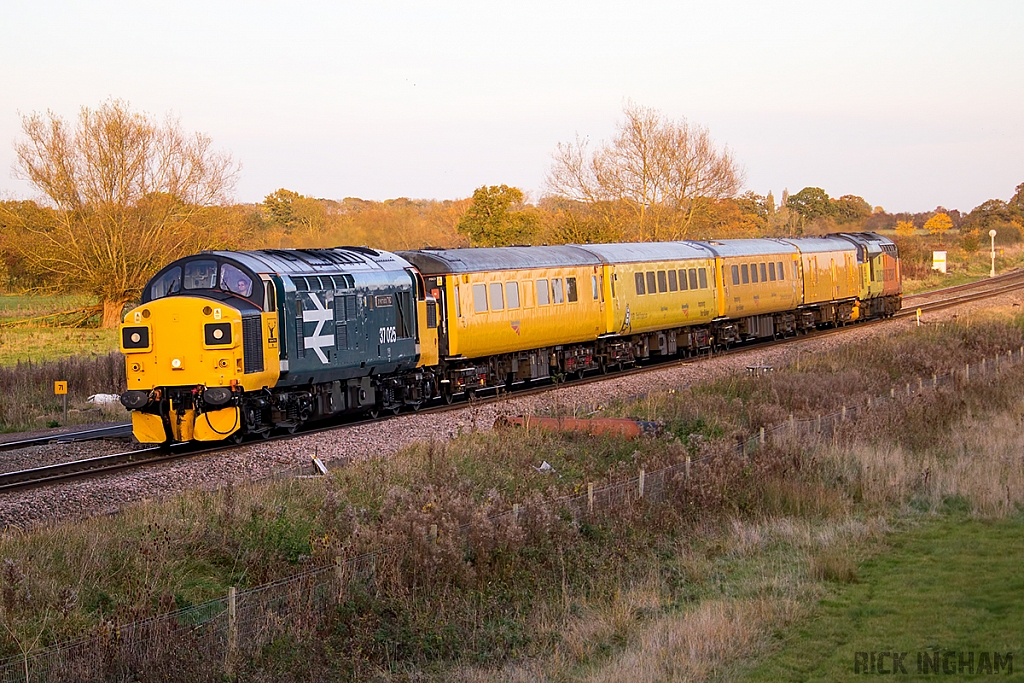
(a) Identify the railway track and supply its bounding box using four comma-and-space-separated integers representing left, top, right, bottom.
0, 422, 133, 453
4, 271, 1024, 494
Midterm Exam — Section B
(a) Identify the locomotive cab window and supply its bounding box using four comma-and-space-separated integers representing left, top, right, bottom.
221, 263, 253, 298
184, 260, 218, 290
149, 267, 182, 299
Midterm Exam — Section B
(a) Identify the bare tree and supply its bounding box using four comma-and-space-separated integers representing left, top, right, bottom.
546, 102, 742, 241
7, 99, 238, 326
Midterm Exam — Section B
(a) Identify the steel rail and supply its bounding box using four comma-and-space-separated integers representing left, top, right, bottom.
0, 423, 133, 453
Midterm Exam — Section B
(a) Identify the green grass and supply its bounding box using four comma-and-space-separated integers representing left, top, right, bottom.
0, 294, 98, 319
0, 327, 118, 365
745, 514, 1024, 682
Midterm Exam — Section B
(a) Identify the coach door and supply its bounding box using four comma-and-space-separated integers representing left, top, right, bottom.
424, 275, 450, 356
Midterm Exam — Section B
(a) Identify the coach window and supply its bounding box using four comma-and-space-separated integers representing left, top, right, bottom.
592, 275, 600, 300
506, 282, 520, 309
792, 262, 798, 280
566, 277, 578, 302
741, 264, 750, 284
657, 271, 668, 293
537, 279, 550, 305
768, 262, 777, 281
679, 270, 688, 290
489, 282, 504, 311
760, 263, 768, 282
698, 268, 708, 289
750, 263, 759, 283
454, 286, 461, 317
668, 270, 678, 291
646, 271, 657, 294
473, 283, 488, 313
688, 268, 698, 290
731, 265, 740, 286
634, 272, 645, 295
552, 278, 565, 304
777, 261, 785, 280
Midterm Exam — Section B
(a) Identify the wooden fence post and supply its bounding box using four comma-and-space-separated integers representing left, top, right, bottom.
513, 502, 520, 524
638, 469, 645, 499
226, 587, 237, 673
429, 524, 438, 545
759, 426, 765, 446
587, 482, 594, 513
685, 456, 691, 480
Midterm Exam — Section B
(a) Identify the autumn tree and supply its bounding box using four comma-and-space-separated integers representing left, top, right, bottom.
924, 212, 953, 237
786, 187, 835, 221
546, 102, 742, 241
456, 185, 538, 247
7, 99, 238, 326
895, 220, 917, 238
262, 188, 329, 242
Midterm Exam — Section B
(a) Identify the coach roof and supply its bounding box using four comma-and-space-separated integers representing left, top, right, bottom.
399, 246, 602, 274
576, 241, 715, 263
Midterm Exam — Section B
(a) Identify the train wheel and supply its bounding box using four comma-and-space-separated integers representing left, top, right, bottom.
442, 388, 454, 404
286, 423, 299, 434
391, 405, 401, 416
231, 432, 245, 445
369, 408, 380, 419
260, 430, 272, 439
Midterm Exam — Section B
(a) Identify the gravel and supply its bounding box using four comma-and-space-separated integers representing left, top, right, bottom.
2, 286, 1023, 531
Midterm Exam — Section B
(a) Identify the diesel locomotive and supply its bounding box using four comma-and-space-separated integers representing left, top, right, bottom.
119, 233, 900, 444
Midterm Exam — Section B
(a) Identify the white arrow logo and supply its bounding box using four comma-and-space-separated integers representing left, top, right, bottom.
302, 292, 334, 364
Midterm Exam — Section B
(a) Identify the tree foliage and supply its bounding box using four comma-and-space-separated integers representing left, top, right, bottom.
786, 187, 834, 221
4, 99, 238, 326
456, 185, 538, 247
546, 102, 742, 241
923, 212, 953, 237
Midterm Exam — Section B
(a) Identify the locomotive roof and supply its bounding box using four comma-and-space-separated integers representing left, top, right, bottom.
399, 246, 602, 274
206, 247, 413, 275
575, 241, 715, 262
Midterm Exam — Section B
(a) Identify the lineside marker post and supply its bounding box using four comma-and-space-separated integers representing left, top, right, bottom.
587, 483, 594, 513
334, 557, 344, 602
685, 456, 691, 480
638, 469, 645, 499
429, 524, 438, 545
965, 364, 970, 381
54, 381, 68, 424
759, 427, 765, 447
513, 503, 520, 524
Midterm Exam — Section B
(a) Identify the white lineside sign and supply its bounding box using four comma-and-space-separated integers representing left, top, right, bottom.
932, 251, 947, 274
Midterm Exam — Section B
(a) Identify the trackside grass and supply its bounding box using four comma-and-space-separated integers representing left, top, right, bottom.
2, 316, 1024, 680
743, 515, 1024, 682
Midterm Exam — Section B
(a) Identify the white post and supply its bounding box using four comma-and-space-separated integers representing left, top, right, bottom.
990, 229, 997, 277
227, 587, 237, 672
587, 482, 594, 513
638, 469, 645, 499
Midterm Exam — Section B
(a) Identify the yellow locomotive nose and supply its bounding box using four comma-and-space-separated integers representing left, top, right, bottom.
121, 297, 246, 443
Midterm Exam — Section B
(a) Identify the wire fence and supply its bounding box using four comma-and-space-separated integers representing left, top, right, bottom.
3, 345, 1023, 681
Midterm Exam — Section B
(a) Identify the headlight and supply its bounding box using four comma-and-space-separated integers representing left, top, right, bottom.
122, 326, 150, 350
120, 390, 151, 410
204, 323, 232, 345
204, 386, 233, 406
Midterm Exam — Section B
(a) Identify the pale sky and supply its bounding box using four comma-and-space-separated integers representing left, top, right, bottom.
1, 1, 1022, 213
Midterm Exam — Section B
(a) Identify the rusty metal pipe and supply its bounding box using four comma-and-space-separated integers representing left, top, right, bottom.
494, 415, 663, 438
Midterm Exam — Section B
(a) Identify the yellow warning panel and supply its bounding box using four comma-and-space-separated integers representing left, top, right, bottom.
54, 381, 68, 395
